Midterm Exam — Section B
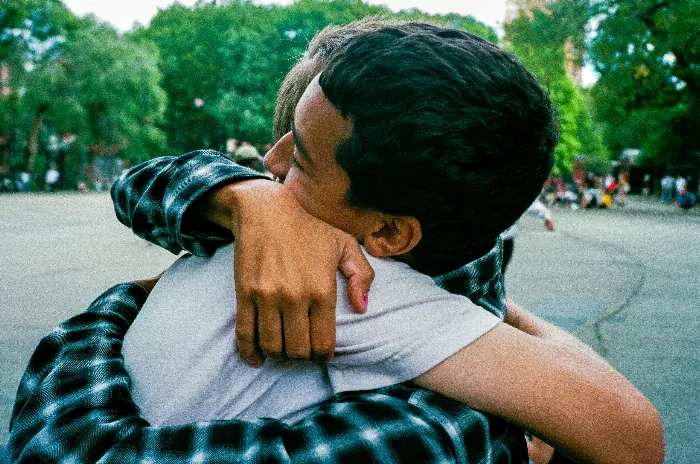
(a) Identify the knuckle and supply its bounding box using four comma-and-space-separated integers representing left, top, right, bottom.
287, 347, 311, 360
237, 287, 255, 301
235, 328, 254, 345
282, 294, 313, 313
310, 287, 333, 303
366, 267, 376, 281
280, 289, 305, 305
260, 340, 282, 356
252, 285, 279, 304
313, 339, 334, 355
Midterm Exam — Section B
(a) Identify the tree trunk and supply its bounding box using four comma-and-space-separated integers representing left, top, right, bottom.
24, 103, 50, 172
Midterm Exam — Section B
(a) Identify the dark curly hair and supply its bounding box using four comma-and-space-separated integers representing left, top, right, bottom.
319, 23, 558, 275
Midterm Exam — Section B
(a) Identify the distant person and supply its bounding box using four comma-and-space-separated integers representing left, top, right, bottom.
15, 170, 30, 192
659, 174, 675, 203
225, 137, 239, 158
44, 164, 60, 192
0, 175, 14, 192
642, 174, 651, 195
616, 173, 630, 207
676, 187, 696, 210
675, 175, 687, 195
233, 141, 265, 173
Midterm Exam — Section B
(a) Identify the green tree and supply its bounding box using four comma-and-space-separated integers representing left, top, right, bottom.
0, 0, 80, 175
135, 0, 498, 153
60, 21, 167, 163
590, 0, 700, 177
506, 0, 608, 176
1, 2, 167, 187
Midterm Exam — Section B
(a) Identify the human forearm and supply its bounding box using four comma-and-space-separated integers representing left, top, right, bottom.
414, 323, 664, 464
505, 300, 604, 362
111, 150, 267, 256
192, 178, 282, 235
113, 150, 374, 365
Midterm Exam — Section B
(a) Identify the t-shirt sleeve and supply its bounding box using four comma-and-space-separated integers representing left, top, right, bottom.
328, 255, 501, 393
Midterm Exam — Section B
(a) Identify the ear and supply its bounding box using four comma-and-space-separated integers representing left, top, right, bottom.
363, 215, 422, 258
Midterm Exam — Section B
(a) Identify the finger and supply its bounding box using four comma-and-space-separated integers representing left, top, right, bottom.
256, 295, 284, 359
309, 297, 336, 363
337, 237, 374, 313
235, 296, 265, 367
282, 302, 312, 360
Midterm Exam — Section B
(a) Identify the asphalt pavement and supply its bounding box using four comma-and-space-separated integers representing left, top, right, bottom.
1, 192, 698, 463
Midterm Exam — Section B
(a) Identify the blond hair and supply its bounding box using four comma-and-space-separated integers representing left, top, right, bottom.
272, 17, 397, 142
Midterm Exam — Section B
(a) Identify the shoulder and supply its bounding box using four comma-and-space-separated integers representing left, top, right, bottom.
329, 253, 500, 391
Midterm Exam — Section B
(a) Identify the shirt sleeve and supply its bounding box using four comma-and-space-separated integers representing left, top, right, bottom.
6, 283, 527, 464
110, 149, 268, 257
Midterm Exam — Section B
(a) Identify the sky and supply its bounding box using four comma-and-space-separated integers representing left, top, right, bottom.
62, 0, 507, 32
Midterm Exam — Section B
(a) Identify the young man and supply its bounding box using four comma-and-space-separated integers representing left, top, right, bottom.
123, 24, 661, 463
7, 21, 529, 464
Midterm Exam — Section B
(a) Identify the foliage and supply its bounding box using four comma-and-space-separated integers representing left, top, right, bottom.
2, 0, 528, 186
589, 0, 700, 175
59, 22, 167, 162
132, 0, 497, 153
0, 4, 166, 186
505, 0, 608, 176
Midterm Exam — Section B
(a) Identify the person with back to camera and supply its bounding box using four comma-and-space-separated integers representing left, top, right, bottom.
120, 24, 662, 464
6, 20, 539, 464
6, 19, 658, 462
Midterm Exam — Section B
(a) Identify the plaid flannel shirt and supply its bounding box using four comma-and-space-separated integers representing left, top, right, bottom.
110, 150, 507, 319
8, 150, 524, 463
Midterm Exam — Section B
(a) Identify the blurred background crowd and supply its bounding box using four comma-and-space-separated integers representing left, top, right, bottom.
0, 0, 698, 210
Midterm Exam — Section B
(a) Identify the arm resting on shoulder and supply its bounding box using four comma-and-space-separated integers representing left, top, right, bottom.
110, 151, 373, 365
412, 322, 664, 464
504, 300, 605, 363
110, 149, 268, 256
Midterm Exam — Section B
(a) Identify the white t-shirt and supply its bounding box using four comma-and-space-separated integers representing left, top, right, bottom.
123, 244, 500, 426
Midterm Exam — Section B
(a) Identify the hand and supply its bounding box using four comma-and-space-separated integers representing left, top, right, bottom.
132, 272, 164, 296
210, 180, 375, 367
544, 218, 555, 232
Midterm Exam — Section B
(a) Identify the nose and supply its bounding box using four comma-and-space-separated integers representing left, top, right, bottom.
263, 132, 293, 181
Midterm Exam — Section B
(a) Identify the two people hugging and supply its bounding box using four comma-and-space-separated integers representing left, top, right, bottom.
8, 19, 663, 464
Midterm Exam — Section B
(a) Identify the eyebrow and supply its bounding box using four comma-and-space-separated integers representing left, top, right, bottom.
291, 121, 313, 165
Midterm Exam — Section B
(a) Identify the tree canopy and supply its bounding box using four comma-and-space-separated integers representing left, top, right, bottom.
589, 0, 700, 176
506, 0, 609, 176
3, 0, 696, 188
0, 0, 166, 186
132, 0, 498, 154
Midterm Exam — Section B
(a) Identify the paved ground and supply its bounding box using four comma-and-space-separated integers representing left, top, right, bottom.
1, 192, 698, 462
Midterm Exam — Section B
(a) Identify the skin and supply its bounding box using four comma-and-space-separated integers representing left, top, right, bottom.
229, 77, 663, 463
135, 74, 662, 462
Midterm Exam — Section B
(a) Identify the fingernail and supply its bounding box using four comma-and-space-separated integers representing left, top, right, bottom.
363, 293, 369, 304
249, 360, 263, 368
